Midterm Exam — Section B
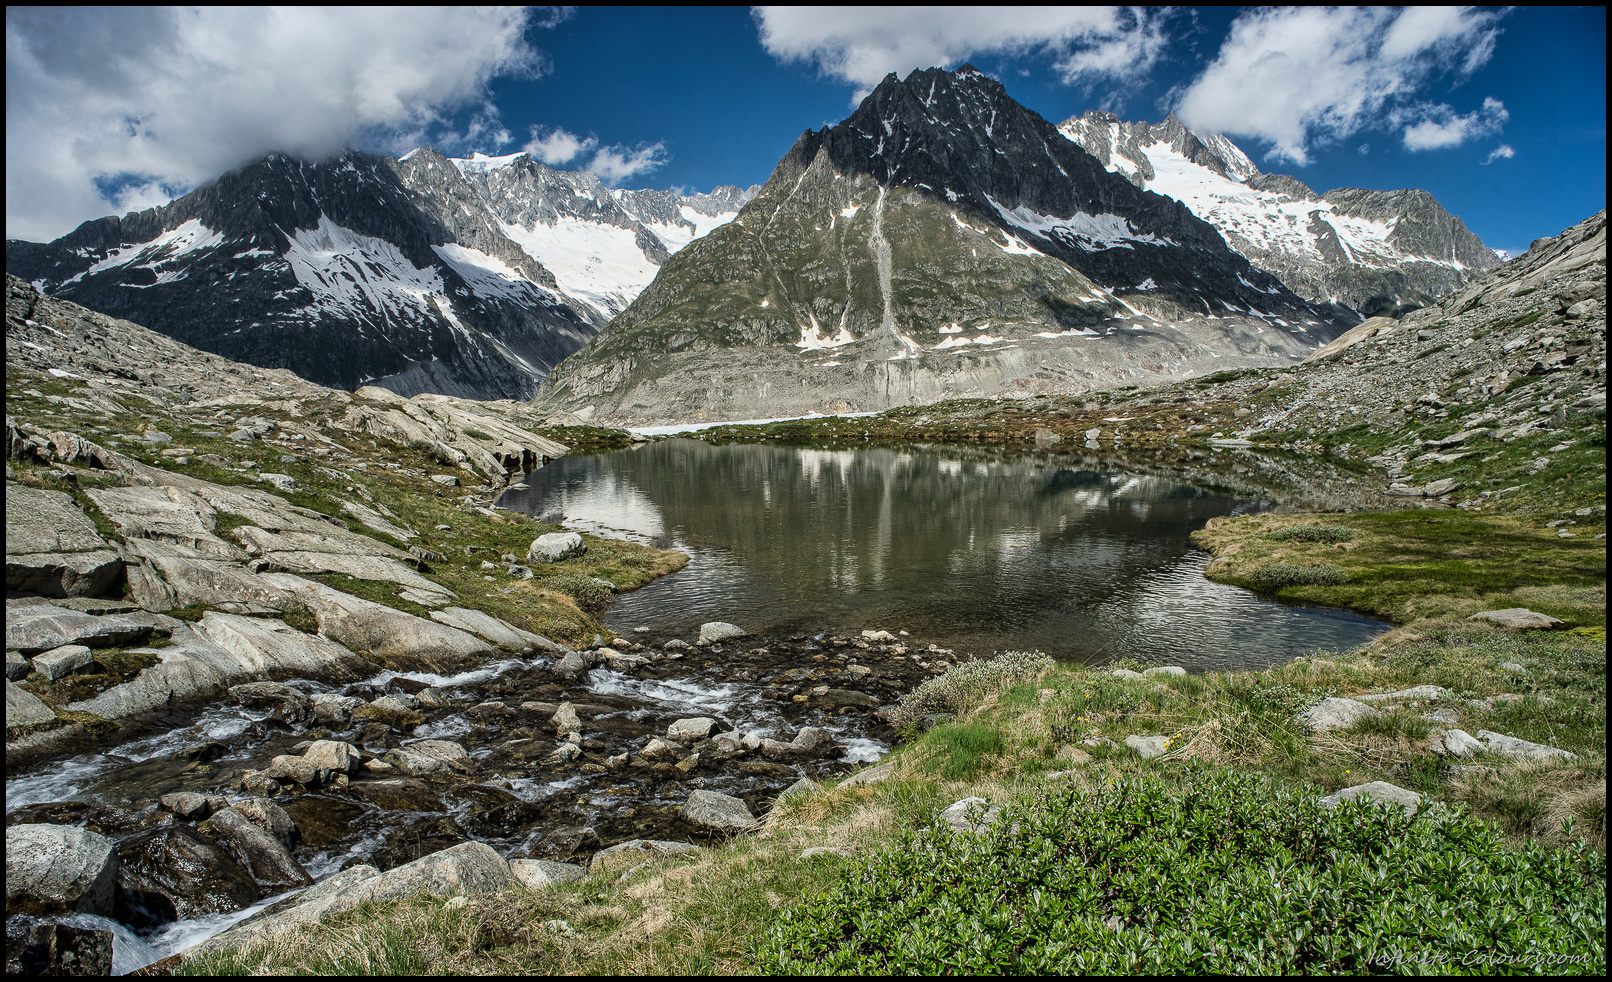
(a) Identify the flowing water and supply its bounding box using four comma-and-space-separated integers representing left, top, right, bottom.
499, 439, 1390, 669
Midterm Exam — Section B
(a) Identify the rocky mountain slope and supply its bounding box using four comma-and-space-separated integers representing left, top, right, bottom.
1058, 111, 1501, 316
539, 66, 1355, 425
6, 152, 753, 402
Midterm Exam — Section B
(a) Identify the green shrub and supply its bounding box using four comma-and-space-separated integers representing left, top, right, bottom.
545, 574, 615, 614
890, 651, 1054, 727
1246, 562, 1349, 588
1265, 525, 1356, 544
757, 768, 1606, 975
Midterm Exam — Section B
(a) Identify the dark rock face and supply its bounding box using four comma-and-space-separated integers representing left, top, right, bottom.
1058, 110, 1502, 315
6, 151, 597, 401
5, 917, 114, 976
114, 825, 263, 927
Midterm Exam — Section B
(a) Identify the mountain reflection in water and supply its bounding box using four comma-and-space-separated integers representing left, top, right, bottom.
499, 440, 1387, 671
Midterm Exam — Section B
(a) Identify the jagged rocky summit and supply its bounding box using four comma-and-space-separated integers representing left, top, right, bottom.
6, 151, 756, 402
1058, 111, 1502, 316
539, 66, 1355, 425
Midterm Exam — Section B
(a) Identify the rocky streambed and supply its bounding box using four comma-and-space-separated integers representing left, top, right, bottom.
6, 618, 952, 973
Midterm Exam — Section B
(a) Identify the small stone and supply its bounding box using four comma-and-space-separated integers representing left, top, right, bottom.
431, 474, 460, 487
1434, 728, 1483, 757
680, 789, 754, 831
1142, 666, 1186, 677
159, 792, 211, 820
940, 796, 1001, 833
31, 644, 94, 681
1297, 697, 1379, 733
667, 717, 717, 742
1124, 734, 1171, 759
698, 621, 747, 644
528, 532, 586, 564
1469, 609, 1566, 630
509, 859, 586, 891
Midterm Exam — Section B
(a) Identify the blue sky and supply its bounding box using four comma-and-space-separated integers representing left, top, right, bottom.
7, 7, 1605, 257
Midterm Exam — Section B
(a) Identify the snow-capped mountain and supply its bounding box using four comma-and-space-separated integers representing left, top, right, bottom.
6, 151, 755, 400
540, 66, 1355, 424
1058, 111, 1501, 316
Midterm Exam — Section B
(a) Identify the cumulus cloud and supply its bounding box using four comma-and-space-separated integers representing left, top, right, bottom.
1483, 144, 1517, 165
1401, 97, 1509, 151
587, 143, 670, 186
1174, 6, 1505, 164
524, 127, 598, 166
754, 6, 1170, 100
6, 7, 555, 241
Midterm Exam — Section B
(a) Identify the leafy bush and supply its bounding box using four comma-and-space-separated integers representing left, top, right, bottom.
1265, 525, 1355, 544
890, 650, 1054, 727
757, 768, 1606, 975
1246, 562, 1349, 588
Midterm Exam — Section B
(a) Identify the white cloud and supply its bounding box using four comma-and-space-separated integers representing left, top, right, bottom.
754, 6, 1170, 100
1174, 7, 1503, 164
7, 7, 554, 241
587, 143, 669, 186
524, 127, 598, 166
1401, 97, 1509, 151
1483, 144, 1517, 165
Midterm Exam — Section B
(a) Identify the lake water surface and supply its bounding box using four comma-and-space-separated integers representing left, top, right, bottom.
499, 440, 1388, 670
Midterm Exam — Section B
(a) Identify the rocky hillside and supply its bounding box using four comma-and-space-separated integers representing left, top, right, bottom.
6, 152, 754, 402
539, 66, 1354, 425
1059, 111, 1502, 316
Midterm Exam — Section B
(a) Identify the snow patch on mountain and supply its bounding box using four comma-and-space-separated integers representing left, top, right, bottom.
69, 219, 224, 285
284, 216, 443, 325
987, 198, 1177, 251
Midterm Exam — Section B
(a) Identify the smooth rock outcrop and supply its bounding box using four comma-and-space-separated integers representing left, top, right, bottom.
667, 717, 718, 742
430, 607, 557, 652
509, 859, 587, 891
6, 825, 119, 917
31, 644, 94, 680
6, 550, 123, 599
200, 808, 313, 891
1476, 729, 1578, 761
7, 681, 57, 728
940, 796, 1002, 834
194, 611, 370, 681
260, 574, 493, 671
5, 605, 151, 655
1125, 734, 1171, 759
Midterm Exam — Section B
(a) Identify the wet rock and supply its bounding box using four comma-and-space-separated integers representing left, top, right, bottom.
698, 622, 747, 644
1468, 608, 1566, 630
447, 786, 543, 836
199, 808, 312, 892
6, 825, 118, 918
5, 606, 151, 655
759, 738, 801, 757
232, 797, 297, 848
791, 726, 837, 752
311, 693, 360, 724
681, 790, 755, 831
416, 687, 452, 709
535, 826, 600, 861
551, 650, 590, 678
1296, 697, 1379, 733
820, 688, 879, 707
4, 916, 114, 976
159, 792, 210, 821
737, 760, 797, 778
667, 717, 717, 742
1318, 781, 1422, 816
7, 681, 56, 729
229, 681, 312, 724
528, 532, 586, 564
552, 702, 582, 736
549, 743, 583, 766
642, 737, 685, 759
114, 824, 261, 927
510, 859, 586, 891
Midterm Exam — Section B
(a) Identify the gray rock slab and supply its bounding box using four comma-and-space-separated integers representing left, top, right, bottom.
63, 625, 237, 720
1297, 697, 1380, 733
6, 550, 123, 598
119, 538, 306, 614
1433, 728, 1484, 757
7, 650, 31, 682
85, 485, 245, 560
667, 717, 717, 742
338, 498, 417, 542
7, 680, 57, 728
509, 859, 586, 891
5, 605, 151, 654
430, 606, 553, 652
1318, 781, 1423, 816
1476, 729, 1578, 762
1469, 608, 1566, 630
528, 532, 586, 564
592, 839, 700, 864
5, 485, 109, 553
259, 573, 493, 672
193, 610, 369, 681
680, 789, 755, 831
839, 760, 895, 787
5, 824, 118, 917
820, 688, 879, 707
1124, 734, 1171, 759
1110, 668, 1148, 681
32, 644, 93, 680
940, 796, 1002, 834
698, 621, 747, 644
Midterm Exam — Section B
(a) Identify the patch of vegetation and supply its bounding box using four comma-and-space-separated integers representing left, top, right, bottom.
20, 646, 164, 708
757, 767, 1605, 975
543, 574, 615, 615
914, 723, 1005, 779
1244, 561, 1349, 588
1265, 525, 1355, 544
890, 650, 1053, 727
